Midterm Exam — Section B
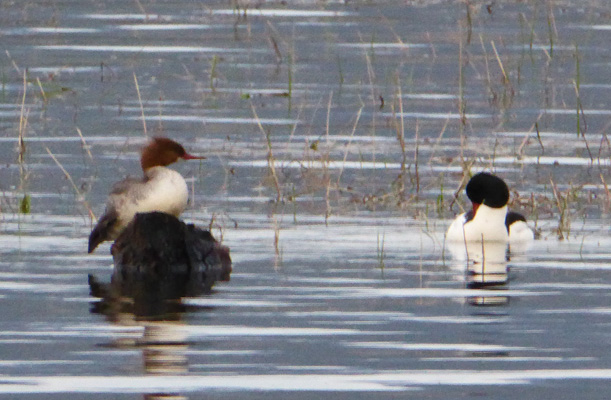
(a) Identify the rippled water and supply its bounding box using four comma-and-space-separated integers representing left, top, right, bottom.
2, 1, 611, 399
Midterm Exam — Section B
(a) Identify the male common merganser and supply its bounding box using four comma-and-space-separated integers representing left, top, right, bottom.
446, 172, 533, 243
88, 137, 204, 253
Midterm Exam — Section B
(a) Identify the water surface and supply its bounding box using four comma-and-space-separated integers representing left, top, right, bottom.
2, 1, 611, 399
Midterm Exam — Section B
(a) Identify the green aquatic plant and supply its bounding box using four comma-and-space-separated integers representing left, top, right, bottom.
272, 215, 283, 270
210, 55, 219, 91
546, 2, 556, 57
575, 43, 582, 138
458, 37, 466, 131
19, 194, 30, 214
436, 175, 445, 217
336, 55, 344, 87
377, 231, 386, 278
391, 78, 407, 204
573, 44, 594, 162
18, 70, 30, 217
465, 1, 473, 45
287, 32, 294, 113
1, 63, 6, 101
32, 77, 71, 103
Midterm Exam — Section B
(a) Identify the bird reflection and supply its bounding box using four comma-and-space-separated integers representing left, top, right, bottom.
446, 240, 511, 306
88, 212, 231, 400
89, 273, 194, 399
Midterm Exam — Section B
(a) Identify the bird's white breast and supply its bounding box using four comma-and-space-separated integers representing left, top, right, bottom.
446, 204, 509, 243
136, 166, 189, 216
107, 166, 189, 232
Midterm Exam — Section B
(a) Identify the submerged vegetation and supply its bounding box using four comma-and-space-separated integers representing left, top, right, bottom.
1, 1, 611, 245
227, 1, 611, 242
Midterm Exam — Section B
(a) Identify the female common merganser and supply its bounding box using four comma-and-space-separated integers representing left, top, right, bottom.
88, 137, 204, 253
446, 172, 533, 243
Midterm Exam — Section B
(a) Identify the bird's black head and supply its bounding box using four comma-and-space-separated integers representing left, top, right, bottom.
465, 172, 509, 208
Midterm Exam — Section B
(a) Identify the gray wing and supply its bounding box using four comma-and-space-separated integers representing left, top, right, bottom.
106, 176, 152, 209
88, 209, 118, 253
109, 176, 143, 196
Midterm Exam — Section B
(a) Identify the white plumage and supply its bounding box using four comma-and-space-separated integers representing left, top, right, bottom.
88, 137, 203, 253
446, 172, 533, 245
101, 166, 189, 241
446, 204, 510, 243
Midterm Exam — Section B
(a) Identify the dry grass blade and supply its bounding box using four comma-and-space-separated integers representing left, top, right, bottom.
517, 113, 543, 158
490, 40, 508, 84
427, 116, 450, 165
134, 0, 148, 18
336, 106, 363, 186
45, 146, 95, 221
35, 78, 47, 103
251, 103, 281, 202
76, 127, 93, 161
600, 173, 610, 213
18, 71, 28, 169
324, 91, 333, 224
133, 73, 148, 137
377, 232, 386, 277
17, 70, 30, 215
549, 178, 568, 240
5, 50, 21, 74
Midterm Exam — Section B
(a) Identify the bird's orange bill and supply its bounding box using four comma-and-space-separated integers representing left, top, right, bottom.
183, 153, 206, 160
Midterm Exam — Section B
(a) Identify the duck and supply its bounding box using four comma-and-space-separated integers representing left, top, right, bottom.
446, 172, 533, 243
88, 137, 204, 253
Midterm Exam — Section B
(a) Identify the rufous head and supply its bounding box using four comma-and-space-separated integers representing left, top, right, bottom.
140, 137, 205, 171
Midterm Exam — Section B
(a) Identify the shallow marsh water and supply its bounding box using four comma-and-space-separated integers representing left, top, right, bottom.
2, 1, 611, 399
